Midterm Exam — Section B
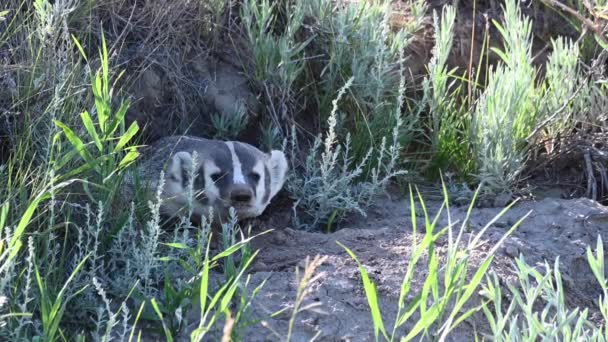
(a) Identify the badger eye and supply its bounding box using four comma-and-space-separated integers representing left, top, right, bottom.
210, 172, 222, 183
250, 172, 261, 182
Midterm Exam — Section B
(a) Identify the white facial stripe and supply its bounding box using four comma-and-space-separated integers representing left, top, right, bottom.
253, 160, 266, 207
226, 142, 246, 184
203, 161, 221, 201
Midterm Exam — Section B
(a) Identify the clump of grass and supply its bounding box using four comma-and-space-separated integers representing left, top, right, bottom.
538, 37, 584, 143
259, 122, 283, 151
54, 33, 140, 205
480, 236, 608, 340
338, 182, 525, 341
211, 100, 249, 140
471, 0, 539, 196
302, 0, 425, 167
240, 0, 311, 131
422, 5, 475, 180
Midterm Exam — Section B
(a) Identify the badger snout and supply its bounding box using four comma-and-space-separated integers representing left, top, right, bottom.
229, 185, 254, 204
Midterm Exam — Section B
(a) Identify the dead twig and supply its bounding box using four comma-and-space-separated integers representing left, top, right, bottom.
526, 84, 585, 141
584, 149, 598, 200
540, 0, 608, 47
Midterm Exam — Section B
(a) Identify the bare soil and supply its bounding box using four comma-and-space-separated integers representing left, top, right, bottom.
172, 191, 608, 341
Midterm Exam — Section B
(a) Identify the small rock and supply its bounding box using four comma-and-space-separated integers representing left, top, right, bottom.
505, 245, 519, 258
493, 221, 508, 228
493, 192, 512, 207
272, 230, 288, 244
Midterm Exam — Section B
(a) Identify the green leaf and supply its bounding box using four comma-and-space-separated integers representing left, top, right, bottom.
587, 235, 606, 288
402, 305, 440, 341
108, 100, 131, 136
396, 294, 422, 326
54, 120, 94, 164
101, 31, 109, 98
80, 111, 103, 152
338, 241, 388, 341
9, 191, 50, 259
199, 238, 212, 315
118, 150, 140, 170
490, 47, 509, 65
71, 34, 88, 62
129, 301, 146, 342
218, 251, 258, 312
162, 242, 190, 250
114, 121, 140, 152
151, 298, 173, 342
595, 34, 608, 51
0, 202, 8, 234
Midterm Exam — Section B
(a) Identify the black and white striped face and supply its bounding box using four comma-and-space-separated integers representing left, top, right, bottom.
163, 140, 288, 221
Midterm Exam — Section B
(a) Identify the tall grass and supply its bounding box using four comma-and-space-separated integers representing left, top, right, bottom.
339, 182, 525, 341
480, 237, 608, 340
422, 5, 475, 179
302, 0, 425, 167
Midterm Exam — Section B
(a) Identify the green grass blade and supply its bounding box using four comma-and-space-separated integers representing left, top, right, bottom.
50, 254, 90, 322
118, 150, 140, 171
218, 251, 259, 312
199, 237, 212, 316
108, 100, 131, 136
129, 301, 146, 342
71, 34, 88, 62
53, 120, 94, 164
151, 298, 173, 342
80, 110, 103, 152
338, 241, 388, 341
396, 293, 422, 326
402, 305, 440, 341
114, 121, 140, 152
9, 191, 50, 258
0, 202, 8, 234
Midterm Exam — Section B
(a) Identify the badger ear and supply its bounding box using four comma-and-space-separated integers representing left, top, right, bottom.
267, 150, 288, 199
167, 151, 193, 187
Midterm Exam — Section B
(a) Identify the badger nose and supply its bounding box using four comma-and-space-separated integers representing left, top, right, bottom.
230, 186, 253, 203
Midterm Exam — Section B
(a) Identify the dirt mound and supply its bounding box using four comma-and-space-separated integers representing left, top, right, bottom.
176, 194, 607, 340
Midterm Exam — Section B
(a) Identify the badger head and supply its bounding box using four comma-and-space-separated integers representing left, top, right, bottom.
162, 140, 288, 222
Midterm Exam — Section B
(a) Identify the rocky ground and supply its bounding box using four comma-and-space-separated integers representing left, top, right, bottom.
170, 190, 608, 341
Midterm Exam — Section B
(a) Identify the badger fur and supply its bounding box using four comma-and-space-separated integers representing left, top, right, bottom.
127, 135, 288, 224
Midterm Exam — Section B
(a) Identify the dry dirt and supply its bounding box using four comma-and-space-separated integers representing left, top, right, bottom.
171, 191, 608, 341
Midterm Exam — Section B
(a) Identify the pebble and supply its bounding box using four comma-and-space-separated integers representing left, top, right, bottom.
493, 192, 512, 207
505, 245, 519, 258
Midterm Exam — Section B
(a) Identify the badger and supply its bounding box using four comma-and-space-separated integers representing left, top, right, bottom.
127, 135, 288, 224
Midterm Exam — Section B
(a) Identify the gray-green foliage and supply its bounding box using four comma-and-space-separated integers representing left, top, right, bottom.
211, 101, 249, 140
287, 74, 406, 230
481, 238, 608, 340
303, 0, 424, 163
470, 0, 606, 196
471, 0, 539, 195
421, 5, 474, 177
240, 0, 310, 105
537, 37, 600, 147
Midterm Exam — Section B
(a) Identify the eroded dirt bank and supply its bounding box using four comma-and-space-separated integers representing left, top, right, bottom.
174, 195, 608, 341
